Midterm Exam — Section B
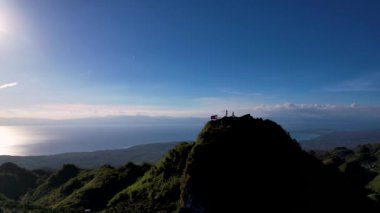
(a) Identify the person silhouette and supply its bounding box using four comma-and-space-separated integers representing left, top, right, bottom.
225, 110, 228, 117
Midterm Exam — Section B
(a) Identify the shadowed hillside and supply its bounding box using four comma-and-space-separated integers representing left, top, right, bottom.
313, 144, 380, 204
22, 163, 150, 212
0, 162, 39, 200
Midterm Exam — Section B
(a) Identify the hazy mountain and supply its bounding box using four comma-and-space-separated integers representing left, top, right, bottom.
0, 142, 180, 169
301, 129, 380, 150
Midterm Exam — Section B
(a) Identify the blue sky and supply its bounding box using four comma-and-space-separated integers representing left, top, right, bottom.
0, 0, 380, 125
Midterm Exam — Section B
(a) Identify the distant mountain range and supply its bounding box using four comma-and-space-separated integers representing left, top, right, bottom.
300, 129, 380, 150
0, 142, 180, 170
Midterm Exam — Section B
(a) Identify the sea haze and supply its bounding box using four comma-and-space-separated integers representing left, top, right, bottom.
0, 125, 202, 156
1, 122, 375, 156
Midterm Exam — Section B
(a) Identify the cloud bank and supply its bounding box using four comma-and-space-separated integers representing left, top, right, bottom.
0, 101, 379, 130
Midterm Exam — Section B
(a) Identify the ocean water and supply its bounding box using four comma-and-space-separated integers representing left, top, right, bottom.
290, 132, 320, 141
0, 125, 319, 156
0, 125, 201, 156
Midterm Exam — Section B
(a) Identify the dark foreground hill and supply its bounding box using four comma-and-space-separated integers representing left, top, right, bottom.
0, 115, 379, 212
177, 115, 376, 212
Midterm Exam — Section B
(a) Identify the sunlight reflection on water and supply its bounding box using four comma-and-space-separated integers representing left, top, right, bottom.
0, 125, 200, 156
0, 125, 321, 156
0, 126, 45, 156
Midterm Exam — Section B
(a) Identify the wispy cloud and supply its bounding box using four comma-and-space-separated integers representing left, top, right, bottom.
256, 102, 380, 130
0, 100, 380, 130
195, 97, 367, 118
0, 103, 207, 120
220, 88, 260, 96
0, 82, 18, 89
325, 73, 380, 92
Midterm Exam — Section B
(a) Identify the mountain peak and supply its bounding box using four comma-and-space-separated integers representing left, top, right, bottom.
198, 114, 297, 150
179, 115, 376, 212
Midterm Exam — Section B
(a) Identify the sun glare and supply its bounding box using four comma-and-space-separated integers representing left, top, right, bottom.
0, 9, 19, 37
0, 25, 6, 33
0, 14, 9, 34
0, 126, 27, 155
